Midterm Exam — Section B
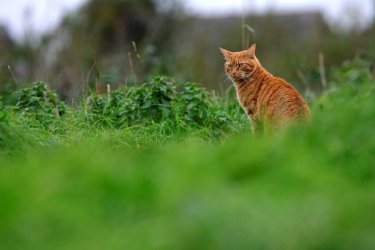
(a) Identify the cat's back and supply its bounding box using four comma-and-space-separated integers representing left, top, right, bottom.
258, 76, 310, 121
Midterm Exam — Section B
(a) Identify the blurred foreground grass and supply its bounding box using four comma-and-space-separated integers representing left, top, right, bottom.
0, 60, 375, 249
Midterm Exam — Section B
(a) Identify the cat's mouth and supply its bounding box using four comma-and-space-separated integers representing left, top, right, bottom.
230, 73, 250, 81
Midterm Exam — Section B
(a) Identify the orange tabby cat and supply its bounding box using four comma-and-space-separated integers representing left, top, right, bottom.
220, 44, 310, 132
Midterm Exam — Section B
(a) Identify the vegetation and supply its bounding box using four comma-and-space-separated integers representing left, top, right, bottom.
0, 58, 375, 249
85, 77, 245, 135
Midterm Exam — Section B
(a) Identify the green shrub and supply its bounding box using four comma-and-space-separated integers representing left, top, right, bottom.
0, 98, 6, 124
86, 77, 176, 126
13, 81, 67, 128
85, 76, 247, 135
175, 82, 211, 125
331, 58, 374, 87
0, 99, 6, 148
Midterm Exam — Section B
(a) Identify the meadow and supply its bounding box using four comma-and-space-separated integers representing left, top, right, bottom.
0, 58, 375, 250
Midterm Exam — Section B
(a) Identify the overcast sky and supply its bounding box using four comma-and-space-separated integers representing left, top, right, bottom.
0, 0, 374, 40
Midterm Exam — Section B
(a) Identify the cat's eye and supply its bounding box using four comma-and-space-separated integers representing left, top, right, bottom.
238, 63, 244, 67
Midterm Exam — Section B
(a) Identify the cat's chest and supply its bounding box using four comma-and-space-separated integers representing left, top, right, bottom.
236, 91, 257, 116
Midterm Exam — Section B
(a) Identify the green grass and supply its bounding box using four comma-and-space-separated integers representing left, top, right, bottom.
0, 60, 375, 249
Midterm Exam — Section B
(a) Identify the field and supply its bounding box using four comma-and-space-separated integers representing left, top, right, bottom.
1, 59, 375, 250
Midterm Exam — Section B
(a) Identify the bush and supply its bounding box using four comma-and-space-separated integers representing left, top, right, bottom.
331, 58, 374, 87
86, 77, 176, 126
13, 81, 67, 128
0, 98, 6, 124
0, 99, 7, 148
85, 76, 247, 135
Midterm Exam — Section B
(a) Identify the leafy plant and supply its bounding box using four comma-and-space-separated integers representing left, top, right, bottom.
86, 77, 176, 127
132, 76, 177, 122
0, 99, 7, 148
0, 98, 6, 124
174, 82, 247, 134
13, 81, 67, 128
85, 76, 246, 135
331, 58, 374, 87
175, 81, 212, 125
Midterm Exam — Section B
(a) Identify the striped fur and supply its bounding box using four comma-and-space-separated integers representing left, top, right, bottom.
220, 44, 310, 132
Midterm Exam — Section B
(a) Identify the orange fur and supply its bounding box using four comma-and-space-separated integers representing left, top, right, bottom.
220, 44, 310, 132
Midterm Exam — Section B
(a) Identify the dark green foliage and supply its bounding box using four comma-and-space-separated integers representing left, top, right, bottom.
174, 82, 245, 133
0, 98, 5, 123
13, 81, 67, 128
318, 58, 375, 110
86, 76, 178, 126
331, 58, 375, 87
176, 81, 211, 124
132, 76, 177, 123
85, 76, 247, 134
0, 99, 6, 148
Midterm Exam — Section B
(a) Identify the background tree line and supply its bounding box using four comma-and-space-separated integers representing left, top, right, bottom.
0, 0, 374, 101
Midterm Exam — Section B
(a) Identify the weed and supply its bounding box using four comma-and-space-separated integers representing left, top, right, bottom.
331, 58, 374, 88
13, 81, 67, 129
85, 76, 246, 136
0, 98, 6, 124
0, 99, 7, 148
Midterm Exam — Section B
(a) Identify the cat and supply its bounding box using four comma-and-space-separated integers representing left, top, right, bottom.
220, 44, 310, 133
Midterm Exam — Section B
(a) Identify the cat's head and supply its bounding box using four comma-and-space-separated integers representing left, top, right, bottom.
219, 44, 260, 82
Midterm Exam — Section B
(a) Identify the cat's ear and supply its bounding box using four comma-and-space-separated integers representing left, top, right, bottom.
246, 44, 256, 58
219, 48, 233, 61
